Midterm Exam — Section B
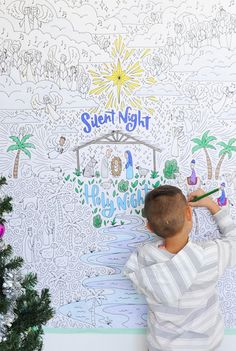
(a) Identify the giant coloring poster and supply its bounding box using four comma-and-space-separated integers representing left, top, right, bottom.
0, 0, 236, 329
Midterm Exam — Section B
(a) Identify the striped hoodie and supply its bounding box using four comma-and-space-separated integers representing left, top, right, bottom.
123, 208, 236, 351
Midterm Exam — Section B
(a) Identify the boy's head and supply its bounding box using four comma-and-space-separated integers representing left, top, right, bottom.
144, 185, 192, 238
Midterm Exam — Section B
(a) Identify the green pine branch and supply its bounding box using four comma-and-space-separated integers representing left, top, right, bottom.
22, 273, 38, 290
0, 176, 12, 223
0, 177, 7, 187
5, 257, 24, 271
0, 196, 13, 223
0, 178, 54, 350
0, 294, 11, 314
12, 288, 54, 332
0, 326, 44, 351
0, 246, 24, 316
20, 326, 44, 351
0, 244, 13, 261
0, 278, 54, 350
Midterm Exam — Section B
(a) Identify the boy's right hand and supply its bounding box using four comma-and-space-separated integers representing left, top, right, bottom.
188, 189, 220, 215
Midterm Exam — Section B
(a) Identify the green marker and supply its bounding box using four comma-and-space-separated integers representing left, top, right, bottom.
191, 188, 220, 202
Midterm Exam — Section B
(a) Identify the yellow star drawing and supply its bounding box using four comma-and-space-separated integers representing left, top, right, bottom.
104, 59, 131, 104
89, 36, 145, 110
89, 36, 158, 115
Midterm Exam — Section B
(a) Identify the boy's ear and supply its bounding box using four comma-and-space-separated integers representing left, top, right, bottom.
146, 221, 154, 233
186, 205, 193, 221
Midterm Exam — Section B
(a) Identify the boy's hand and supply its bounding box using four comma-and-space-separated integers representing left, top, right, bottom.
188, 189, 220, 215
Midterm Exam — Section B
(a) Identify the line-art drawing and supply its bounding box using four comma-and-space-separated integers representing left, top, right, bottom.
74, 130, 161, 173
0, 0, 236, 329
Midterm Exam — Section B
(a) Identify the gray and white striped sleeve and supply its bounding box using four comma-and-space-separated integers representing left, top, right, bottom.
123, 251, 146, 295
213, 208, 236, 276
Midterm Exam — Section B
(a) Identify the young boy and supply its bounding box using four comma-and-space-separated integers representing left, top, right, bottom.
123, 185, 236, 351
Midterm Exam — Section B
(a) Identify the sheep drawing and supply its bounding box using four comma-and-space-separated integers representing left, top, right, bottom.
101, 179, 113, 190
136, 166, 149, 178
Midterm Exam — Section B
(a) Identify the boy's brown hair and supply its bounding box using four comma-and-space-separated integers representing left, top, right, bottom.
144, 185, 187, 238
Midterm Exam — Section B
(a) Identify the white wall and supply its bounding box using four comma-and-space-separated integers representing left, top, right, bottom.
43, 334, 236, 351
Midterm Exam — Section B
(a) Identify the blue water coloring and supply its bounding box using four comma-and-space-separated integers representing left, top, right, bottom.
59, 215, 154, 328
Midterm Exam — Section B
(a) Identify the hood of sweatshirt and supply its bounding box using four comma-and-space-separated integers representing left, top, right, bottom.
123, 240, 205, 304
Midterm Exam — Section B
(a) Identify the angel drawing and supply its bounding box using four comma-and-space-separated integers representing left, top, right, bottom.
7, 1, 53, 33
31, 92, 63, 121
142, 53, 169, 81
212, 85, 236, 114
47, 136, 70, 159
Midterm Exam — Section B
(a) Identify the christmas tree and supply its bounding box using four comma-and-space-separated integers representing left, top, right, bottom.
0, 176, 54, 351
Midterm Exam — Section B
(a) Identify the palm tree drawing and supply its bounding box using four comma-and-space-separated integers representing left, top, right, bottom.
62, 219, 83, 250
215, 138, 236, 180
86, 289, 106, 326
192, 131, 217, 179
46, 184, 67, 224
7, 134, 36, 178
